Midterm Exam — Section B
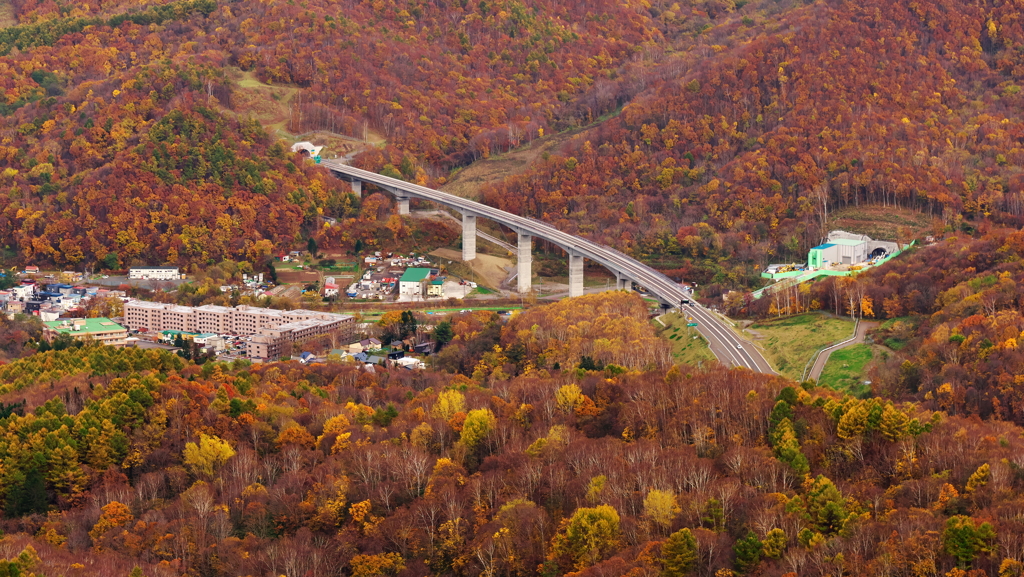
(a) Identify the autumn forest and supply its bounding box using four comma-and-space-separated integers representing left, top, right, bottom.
3, 0, 1024, 575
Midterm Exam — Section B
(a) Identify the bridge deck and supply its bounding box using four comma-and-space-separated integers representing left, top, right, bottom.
321, 159, 775, 374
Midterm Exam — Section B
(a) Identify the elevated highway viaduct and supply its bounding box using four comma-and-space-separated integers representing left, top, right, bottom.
321, 160, 774, 373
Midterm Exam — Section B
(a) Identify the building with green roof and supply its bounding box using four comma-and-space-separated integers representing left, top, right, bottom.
43, 318, 127, 347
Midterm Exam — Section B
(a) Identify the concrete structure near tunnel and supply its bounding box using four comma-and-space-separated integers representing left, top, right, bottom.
808, 231, 899, 269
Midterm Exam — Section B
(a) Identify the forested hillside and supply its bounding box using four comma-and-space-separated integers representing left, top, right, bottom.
4, 0, 1021, 278
818, 231, 1024, 425
480, 0, 1024, 285
0, 293, 1017, 577
0, 0, 706, 268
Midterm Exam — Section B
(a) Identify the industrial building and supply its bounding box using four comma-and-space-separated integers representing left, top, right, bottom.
43, 318, 128, 347
807, 231, 899, 269
399, 268, 432, 297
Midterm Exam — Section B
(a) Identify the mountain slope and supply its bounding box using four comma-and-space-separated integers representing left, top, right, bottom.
480, 0, 1024, 284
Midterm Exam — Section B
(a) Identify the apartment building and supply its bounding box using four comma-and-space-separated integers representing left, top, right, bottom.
124, 301, 197, 332
123, 301, 354, 341
194, 304, 234, 334
248, 317, 351, 361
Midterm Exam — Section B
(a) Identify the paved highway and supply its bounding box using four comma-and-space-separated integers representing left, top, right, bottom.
684, 304, 775, 373
322, 160, 774, 373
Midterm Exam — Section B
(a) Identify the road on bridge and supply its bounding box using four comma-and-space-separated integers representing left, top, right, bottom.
321, 160, 775, 374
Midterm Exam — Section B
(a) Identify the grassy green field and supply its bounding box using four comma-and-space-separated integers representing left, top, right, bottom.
746, 313, 855, 380
819, 344, 875, 396
657, 313, 716, 366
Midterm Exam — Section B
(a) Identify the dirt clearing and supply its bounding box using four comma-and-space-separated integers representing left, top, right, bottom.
431, 248, 512, 289
223, 68, 384, 153
276, 270, 319, 284
225, 68, 301, 135
440, 131, 580, 200
827, 205, 936, 242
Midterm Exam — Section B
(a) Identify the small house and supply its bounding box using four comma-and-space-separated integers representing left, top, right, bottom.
427, 278, 445, 297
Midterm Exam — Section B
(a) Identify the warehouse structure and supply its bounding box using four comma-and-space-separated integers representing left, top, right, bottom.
808, 231, 899, 269
399, 268, 432, 297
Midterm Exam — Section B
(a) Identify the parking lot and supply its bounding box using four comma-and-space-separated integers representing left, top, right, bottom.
346, 267, 402, 300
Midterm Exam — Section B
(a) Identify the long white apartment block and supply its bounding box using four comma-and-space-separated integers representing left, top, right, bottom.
123, 301, 354, 336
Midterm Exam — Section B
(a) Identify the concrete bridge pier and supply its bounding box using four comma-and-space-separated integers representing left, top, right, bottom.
568, 251, 584, 298
396, 196, 410, 215
349, 179, 362, 198
462, 212, 477, 261
517, 232, 532, 294
616, 272, 631, 291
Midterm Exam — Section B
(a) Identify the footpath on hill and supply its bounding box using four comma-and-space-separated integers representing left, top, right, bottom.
809, 320, 879, 382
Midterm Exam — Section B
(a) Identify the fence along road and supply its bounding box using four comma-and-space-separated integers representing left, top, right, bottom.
321, 160, 775, 373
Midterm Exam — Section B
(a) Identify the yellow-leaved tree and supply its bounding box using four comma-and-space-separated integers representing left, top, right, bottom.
433, 389, 466, 421
350, 552, 405, 577
183, 434, 236, 478
551, 505, 621, 570
643, 489, 678, 531
460, 408, 496, 450
556, 384, 584, 414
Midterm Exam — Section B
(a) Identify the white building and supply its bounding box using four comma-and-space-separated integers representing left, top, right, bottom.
394, 357, 426, 370
128, 267, 181, 280
807, 231, 900, 269
10, 285, 34, 300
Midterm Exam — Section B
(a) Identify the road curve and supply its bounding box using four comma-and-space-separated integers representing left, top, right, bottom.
322, 160, 774, 373
808, 320, 877, 382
